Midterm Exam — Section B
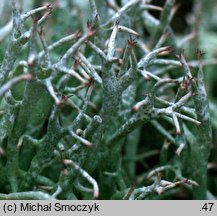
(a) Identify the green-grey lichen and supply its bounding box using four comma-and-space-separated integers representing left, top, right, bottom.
0, 0, 216, 200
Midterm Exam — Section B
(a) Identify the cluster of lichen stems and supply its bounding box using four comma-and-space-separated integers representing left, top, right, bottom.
0, 0, 213, 200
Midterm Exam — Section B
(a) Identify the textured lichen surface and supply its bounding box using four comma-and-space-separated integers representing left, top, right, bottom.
0, 0, 216, 200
